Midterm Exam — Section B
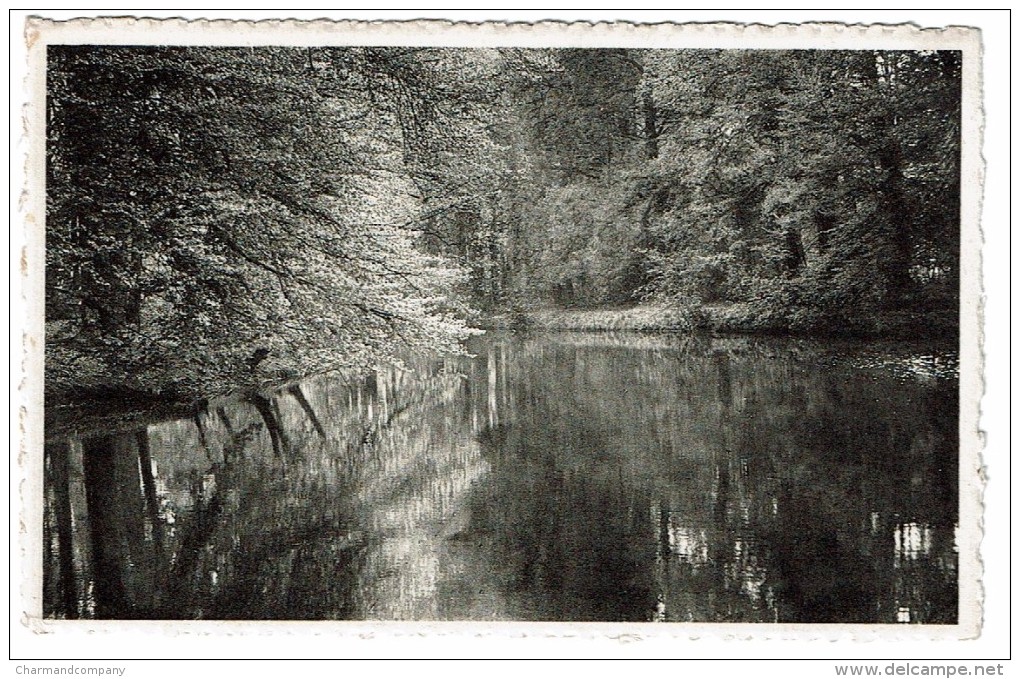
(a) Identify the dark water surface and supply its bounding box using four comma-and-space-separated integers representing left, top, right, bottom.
43, 332, 959, 623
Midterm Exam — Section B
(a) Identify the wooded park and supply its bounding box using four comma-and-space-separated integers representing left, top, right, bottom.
46, 47, 961, 400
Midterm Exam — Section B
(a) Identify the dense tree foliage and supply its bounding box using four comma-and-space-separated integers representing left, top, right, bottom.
494, 49, 960, 332
637, 50, 961, 331
46, 46, 961, 398
47, 46, 497, 395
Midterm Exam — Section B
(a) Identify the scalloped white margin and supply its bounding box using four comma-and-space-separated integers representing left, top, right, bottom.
16, 16, 985, 650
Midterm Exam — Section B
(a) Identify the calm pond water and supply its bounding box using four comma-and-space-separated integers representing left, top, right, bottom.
43, 332, 959, 623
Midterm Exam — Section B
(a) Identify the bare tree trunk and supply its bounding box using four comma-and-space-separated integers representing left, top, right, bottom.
136, 430, 164, 551
288, 384, 326, 439
642, 89, 659, 160
82, 434, 150, 617
45, 442, 78, 618
251, 393, 290, 459
878, 143, 913, 305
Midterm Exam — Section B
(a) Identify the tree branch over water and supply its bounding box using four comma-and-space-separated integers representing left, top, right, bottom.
45, 46, 961, 399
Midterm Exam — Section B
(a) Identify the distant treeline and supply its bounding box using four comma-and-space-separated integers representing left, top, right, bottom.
46, 47, 961, 397
495, 49, 961, 335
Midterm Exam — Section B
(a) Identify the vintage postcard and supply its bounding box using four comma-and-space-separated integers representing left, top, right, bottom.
17, 16, 984, 650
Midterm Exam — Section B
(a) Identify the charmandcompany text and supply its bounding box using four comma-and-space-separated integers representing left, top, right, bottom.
15, 667, 126, 676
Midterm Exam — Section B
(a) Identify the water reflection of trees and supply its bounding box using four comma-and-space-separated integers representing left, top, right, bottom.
44, 358, 492, 619
44, 334, 957, 622
463, 334, 958, 623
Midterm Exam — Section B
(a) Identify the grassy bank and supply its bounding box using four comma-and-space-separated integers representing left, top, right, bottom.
523, 305, 701, 333
497, 303, 957, 340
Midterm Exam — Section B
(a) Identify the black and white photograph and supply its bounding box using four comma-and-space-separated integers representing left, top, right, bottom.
14, 14, 999, 663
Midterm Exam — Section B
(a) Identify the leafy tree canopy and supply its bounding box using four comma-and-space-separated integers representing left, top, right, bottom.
46, 46, 962, 398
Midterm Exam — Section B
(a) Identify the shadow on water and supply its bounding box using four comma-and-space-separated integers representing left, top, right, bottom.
44, 332, 959, 623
